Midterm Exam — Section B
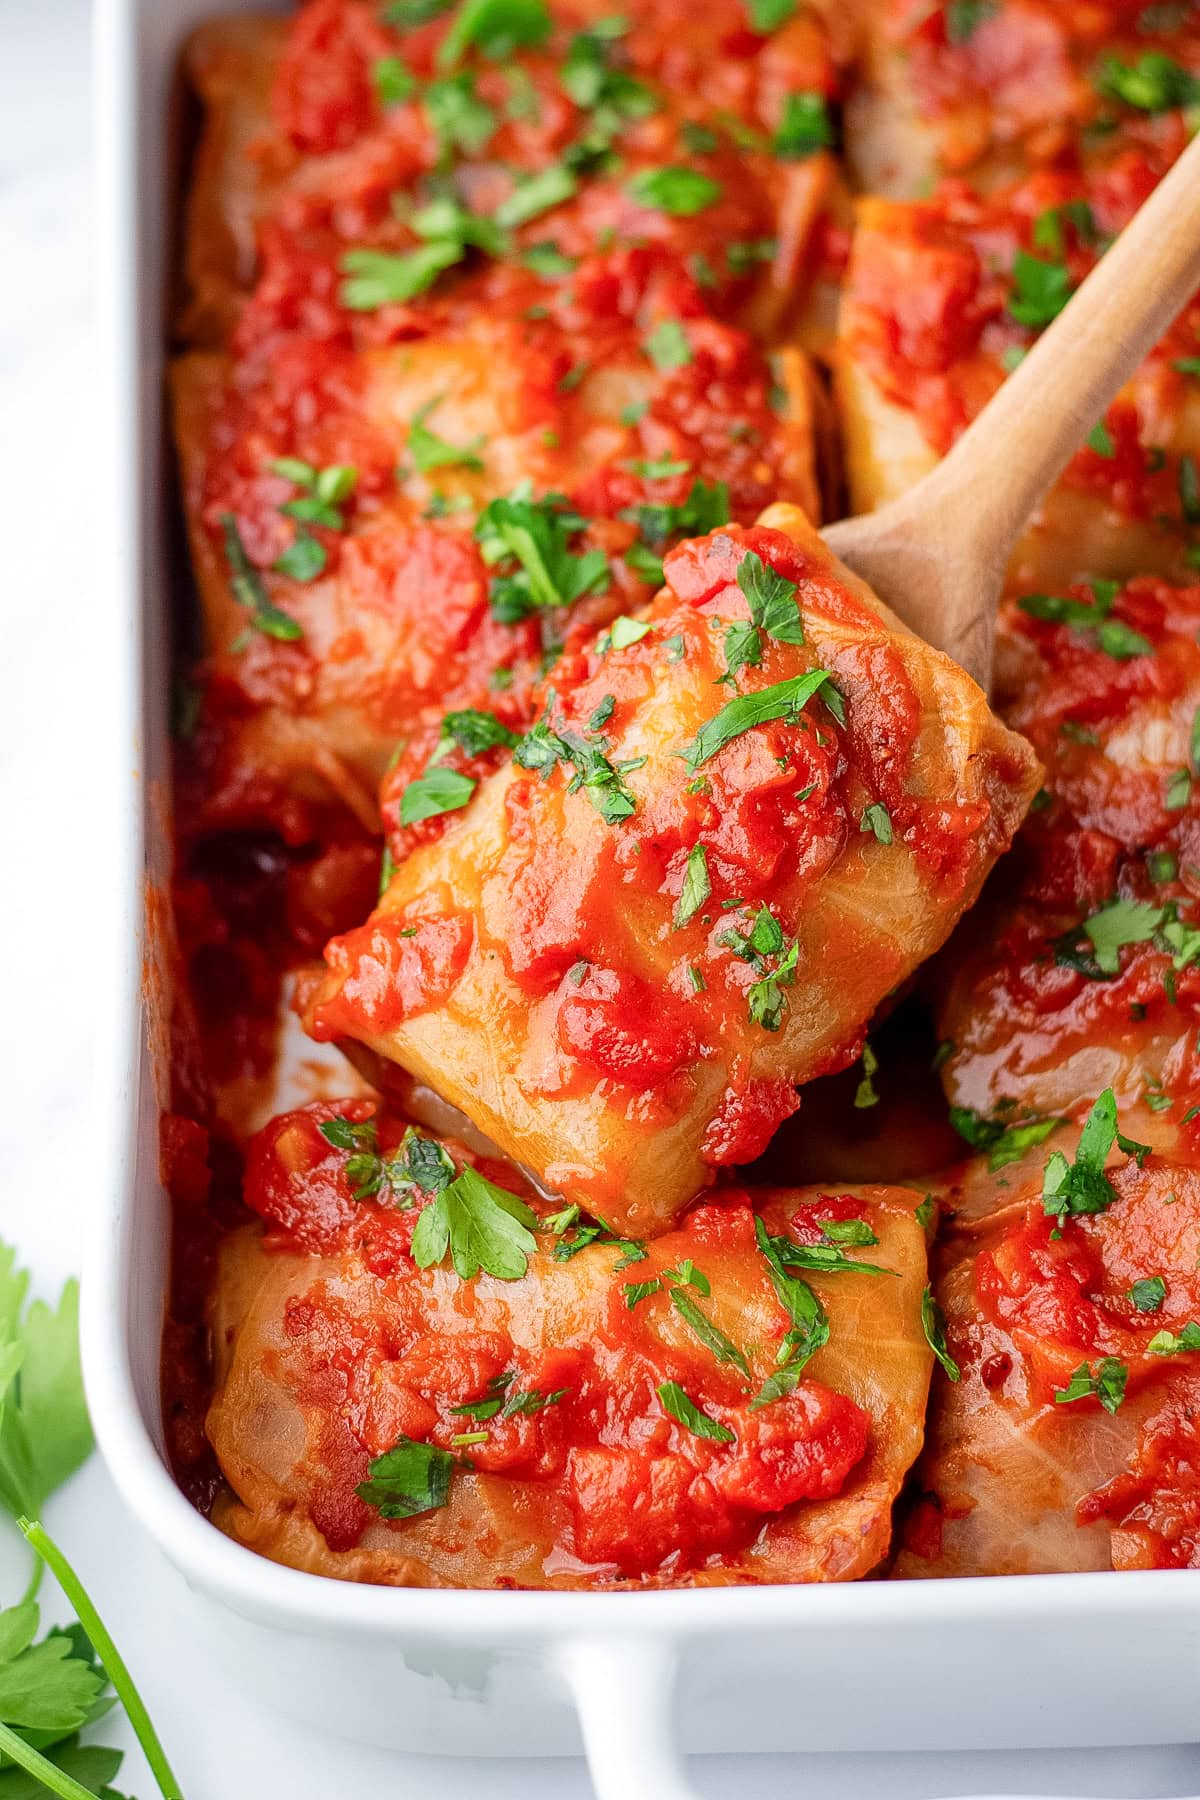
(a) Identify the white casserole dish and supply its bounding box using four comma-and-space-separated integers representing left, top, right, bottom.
85, 1, 1200, 1792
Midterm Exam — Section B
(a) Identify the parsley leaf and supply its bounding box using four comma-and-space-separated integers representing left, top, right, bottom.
680, 669, 843, 772
494, 163, 578, 229
657, 1382, 735, 1443
407, 397, 485, 473
437, 0, 551, 69
1055, 1358, 1127, 1412
921, 1286, 961, 1381
1095, 49, 1200, 113
399, 765, 477, 825
773, 91, 834, 159
949, 1106, 1060, 1171
622, 478, 730, 546
374, 55, 416, 107
724, 548, 805, 679
718, 906, 799, 1030
219, 514, 303, 643
644, 319, 693, 371
1147, 1322, 1200, 1355
1083, 898, 1166, 973
1041, 1088, 1134, 1222
750, 1217, 830, 1405
341, 196, 504, 309
670, 1290, 751, 1377
946, 0, 997, 41
860, 803, 892, 845
476, 486, 609, 618
0, 1247, 92, 1525
853, 1041, 879, 1109
627, 166, 724, 216
1018, 582, 1150, 660
357, 1437, 455, 1518
411, 1164, 539, 1281
675, 843, 712, 927
1008, 249, 1073, 330
1128, 1275, 1166, 1313
745, 0, 796, 28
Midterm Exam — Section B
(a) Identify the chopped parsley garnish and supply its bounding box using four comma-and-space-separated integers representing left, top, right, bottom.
670, 1289, 751, 1377
424, 71, 498, 156
1128, 1275, 1167, 1313
374, 55, 416, 107
1087, 419, 1116, 458
341, 196, 503, 308
319, 1116, 456, 1204
219, 513, 303, 642
945, 0, 997, 41
412, 1162, 540, 1280
1054, 1358, 1127, 1413
522, 241, 577, 277
644, 318, 693, 370
1032, 200, 1096, 255
1174, 358, 1200, 379
357, 1437, 455, 1518
1008, 248, 1073, 331
679, 669, 843, 772
1095, 49, 1200, 113
921, 1286, 961, 1381
718, 905, 799, 1030
1147, 1322, 1200, 1355
772, 91, 834, 159
598, 614, 654, 651
437, 0, 551, 69
452, 1372, 569, 1420
657, 1381, 735, 1443
400, 765, 478, 824
750, 1216, 830, 1406
727, 238, 777, 275
719, 549, 805, 681
1179, 454, 1200, 525
440, 707, 520, 756
514, 710, 641, 824
560, 24, 658, 125
675, 842, 712, 927
1083, 898, 1169, 973
854, 1041, 879, 1109
860, 802, 893, 845
627, 166, 724, 216
622, 478, 730, 546
745, 0, 796, 29
949, 1106, 1060, 1171
1018, 580, 1151, 660
407, 397, 485, 474
476, 485, 609, 619
1041, 1088, 1148, 1223
273, 530, 326, 582
494, 162, 578, 229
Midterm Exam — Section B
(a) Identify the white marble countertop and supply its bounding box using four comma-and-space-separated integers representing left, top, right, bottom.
3, 2, 1200, 1794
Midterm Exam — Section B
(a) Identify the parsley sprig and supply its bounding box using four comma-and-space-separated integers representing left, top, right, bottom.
1041, 1089, 1149, 1224
475, 486, 609, 621
680, 669, 843, 773
1018, 581, 1152, 661
219, 515, 303, 644
514, 704, 642, 824
751, 1217, 830, 1407
720, 550, 805, 682
718, 906, 799, 1031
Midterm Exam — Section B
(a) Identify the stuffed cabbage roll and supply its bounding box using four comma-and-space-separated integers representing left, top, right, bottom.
846, 0, 1200, 198
894, 1096, 1200, 1577
178, 0, 855, 350
300, 505, 1039, 1237
207, 1099, 933, 1588
834, 170, 1200, 590
938, 576, 1200, 1120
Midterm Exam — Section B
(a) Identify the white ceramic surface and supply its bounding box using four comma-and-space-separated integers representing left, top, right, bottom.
3, 0, 1199, 1792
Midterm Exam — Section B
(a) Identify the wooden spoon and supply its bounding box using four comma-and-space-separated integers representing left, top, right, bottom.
823, 132, 1200, 690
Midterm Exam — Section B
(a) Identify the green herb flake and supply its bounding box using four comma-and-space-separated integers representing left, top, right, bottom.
644, 319, 693, 371
773, 91, 834, 160
1054, 1357, 1128, 1413
675, 843, 712, 928
628, 165, 724, 217
921, 1285, 961, 1381
400, 765, 478, 825
357, 1437, 455, 1518
680, 669, 842, 772
657, 1381, 735, 1443
1128, 1275, 1167, 1313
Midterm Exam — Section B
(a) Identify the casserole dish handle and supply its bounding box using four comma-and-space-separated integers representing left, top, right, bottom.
559, 1635, 702, 1800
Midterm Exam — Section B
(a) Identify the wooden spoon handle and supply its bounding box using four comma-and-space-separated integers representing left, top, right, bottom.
922, 130, 1200, 568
